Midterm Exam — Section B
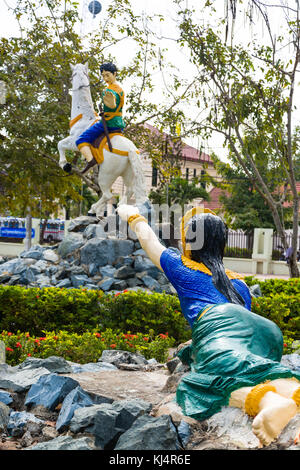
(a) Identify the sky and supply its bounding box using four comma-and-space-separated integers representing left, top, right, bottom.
0, 0, 299, 160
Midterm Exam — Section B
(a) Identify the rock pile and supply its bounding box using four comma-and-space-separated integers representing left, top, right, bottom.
1, 349, 300, 451
0, 351, 187, 451
0, 216, 177, 295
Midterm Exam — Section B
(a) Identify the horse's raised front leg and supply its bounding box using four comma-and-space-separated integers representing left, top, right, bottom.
57, 136, 77, 170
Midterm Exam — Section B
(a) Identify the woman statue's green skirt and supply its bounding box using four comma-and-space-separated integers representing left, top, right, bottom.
176, 303, 300, 421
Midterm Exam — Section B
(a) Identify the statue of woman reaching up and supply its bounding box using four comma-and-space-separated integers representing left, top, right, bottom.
117, 203, 300, 447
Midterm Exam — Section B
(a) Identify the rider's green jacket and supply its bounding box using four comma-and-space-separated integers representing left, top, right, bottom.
103, 83, 125, 129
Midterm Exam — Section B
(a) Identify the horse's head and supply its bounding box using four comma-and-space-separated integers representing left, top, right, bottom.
70, 63, 90, 91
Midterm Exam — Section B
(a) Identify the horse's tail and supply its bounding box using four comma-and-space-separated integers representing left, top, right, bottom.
128, 149, 148, 204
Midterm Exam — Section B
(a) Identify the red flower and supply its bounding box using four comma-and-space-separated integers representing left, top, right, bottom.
159, 334, 167, 339
284, 343, 287, 347
16, 342, 22, 348
143, 337, 149, 341
110, 344, 116, 349
123, 289, 128, 293
115, 293, 121, 297
7, 332, 12, 336
95, 333, 101, 338
36, 295, 39, 298
53, 336, 58, 341
27, 353, 31, 357
6, 347, 13, 352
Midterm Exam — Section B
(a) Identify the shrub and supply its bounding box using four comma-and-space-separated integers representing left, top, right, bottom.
0, 286, 191, 344
224, 247, 252, 258
251, 294, 300, 340
244, 276, 300, 296
1, 328, 175, 367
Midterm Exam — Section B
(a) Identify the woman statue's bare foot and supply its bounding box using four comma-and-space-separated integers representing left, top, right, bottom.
252, 392, 297, 446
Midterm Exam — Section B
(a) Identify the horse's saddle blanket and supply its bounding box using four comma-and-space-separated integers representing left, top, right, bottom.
90, 131, 135, 164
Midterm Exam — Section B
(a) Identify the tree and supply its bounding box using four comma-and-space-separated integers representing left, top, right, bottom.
0, 0, 194, 219
149, 176, 209, 209
211, 156, 291, 233
175, 0, 300, 277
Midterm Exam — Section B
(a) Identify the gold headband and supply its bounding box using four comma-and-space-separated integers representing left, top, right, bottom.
180, 207, 217, 259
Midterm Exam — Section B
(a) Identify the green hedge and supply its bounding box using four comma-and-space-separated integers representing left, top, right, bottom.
244, 276, 300, 296
0, 286, 191, 344
0, 278, 299, 349
244, 277, 300, 343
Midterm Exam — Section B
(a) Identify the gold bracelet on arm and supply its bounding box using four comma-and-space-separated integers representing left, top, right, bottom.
128, 214, 148, 231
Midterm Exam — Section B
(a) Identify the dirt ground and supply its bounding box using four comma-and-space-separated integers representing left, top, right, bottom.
64, 368, 171, 405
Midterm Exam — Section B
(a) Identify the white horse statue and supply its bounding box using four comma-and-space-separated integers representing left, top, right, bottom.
57, 63, 148, 217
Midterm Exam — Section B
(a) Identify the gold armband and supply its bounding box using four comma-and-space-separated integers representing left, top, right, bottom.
244, 382, 277, 417
128, 214, 147, 231
292, 387, 300, 406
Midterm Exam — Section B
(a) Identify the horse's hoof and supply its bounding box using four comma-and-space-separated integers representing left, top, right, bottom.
63, 163, 72, 174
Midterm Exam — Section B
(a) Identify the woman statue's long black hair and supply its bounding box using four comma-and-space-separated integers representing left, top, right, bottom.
185, 213, 245, 306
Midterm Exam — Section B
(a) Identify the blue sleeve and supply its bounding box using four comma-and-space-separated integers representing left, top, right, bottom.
160, 249, 183, 291
231, 279, 252, 311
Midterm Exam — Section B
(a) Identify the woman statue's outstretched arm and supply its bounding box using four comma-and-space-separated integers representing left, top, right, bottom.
117, 204, 166, 270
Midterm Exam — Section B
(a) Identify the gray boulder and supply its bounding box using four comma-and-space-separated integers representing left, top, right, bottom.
0, 366, 50, 393
280, 353, 300, 373
114, 256, 134, 268
114, 414, 179, 450
99, 265, 116, 277
83, 223, 107, 240
20, 250, 43, 260
98, 350, 148, 367
18, 267, 36, 285
56, 386, 95, 432
88, 262, 99, 276
112, 280, 127, 291
25, 373, 79, 411
0, 390, 13, 405
111, 399, 152, 432
70, 274, 89, 288
70, 362, 118, 373
80, 238, 134, 268
0, 402, 10, 432
28, 435, 96, 450
42, 249, 59, 263
140, 274, 162, 292
57, 233, 85, 258
70, 403, 121, 449
67, 216, 99, 233
0, 258, 24, 275
35, 274, 52, 287
0, 272, 11, 284
98, 277, 115, 291
18, 356, 73, 374
114, 265, 135, 280
56, 278, 72, 288
7, 411, 43, 437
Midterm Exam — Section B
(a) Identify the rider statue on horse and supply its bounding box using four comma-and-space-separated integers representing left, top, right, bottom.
76, 62, 125, 174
